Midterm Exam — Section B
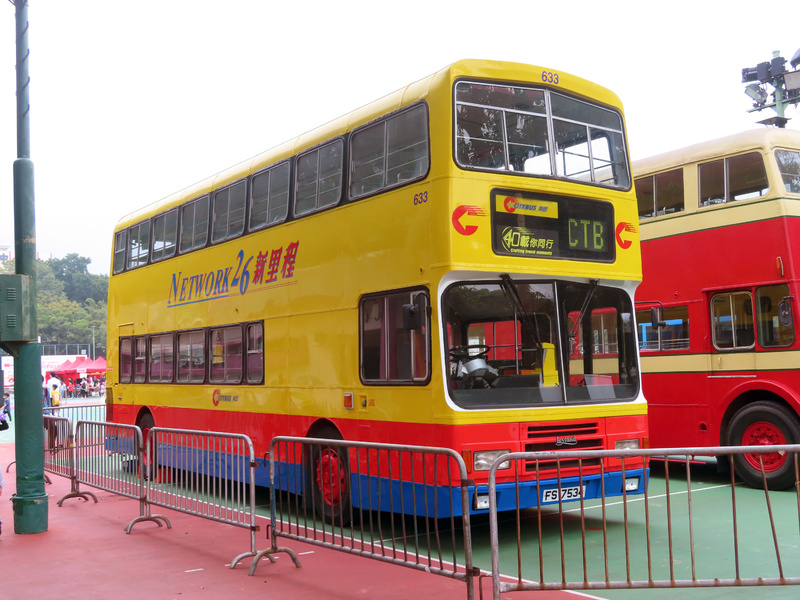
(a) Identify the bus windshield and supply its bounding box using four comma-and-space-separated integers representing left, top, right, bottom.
443, 279, 639, 408
455, 81, 630, 189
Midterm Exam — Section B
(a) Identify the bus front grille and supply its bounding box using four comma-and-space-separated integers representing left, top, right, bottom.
523, 422, 603, 474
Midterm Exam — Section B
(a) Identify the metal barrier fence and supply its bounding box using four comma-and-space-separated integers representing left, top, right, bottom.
68, 421, 165, 525
487, 445, 800, 599
252, 436, 477, 598
43, 415, 80, 494
44, 402, 106, 424
143, 427, 260, 568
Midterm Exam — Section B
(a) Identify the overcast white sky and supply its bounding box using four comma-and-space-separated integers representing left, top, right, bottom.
0, 1, 798, 274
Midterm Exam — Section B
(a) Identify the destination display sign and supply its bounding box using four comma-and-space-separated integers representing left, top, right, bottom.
491, 189, 615, 262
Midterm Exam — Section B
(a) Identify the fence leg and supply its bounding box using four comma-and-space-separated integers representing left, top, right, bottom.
230, 526, 275, 570
57, 432, 98, 506
248, 547, 299, 576
125, 496, 172, 534
57, 485, 98, 506
248, 524, 300, 576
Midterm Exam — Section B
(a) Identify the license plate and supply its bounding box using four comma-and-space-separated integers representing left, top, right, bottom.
542, 485, 586, 503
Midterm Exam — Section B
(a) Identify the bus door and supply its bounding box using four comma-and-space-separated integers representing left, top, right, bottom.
708, 290, 757, 377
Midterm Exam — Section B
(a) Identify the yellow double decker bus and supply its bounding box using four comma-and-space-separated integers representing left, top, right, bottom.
107, 59, 647, 518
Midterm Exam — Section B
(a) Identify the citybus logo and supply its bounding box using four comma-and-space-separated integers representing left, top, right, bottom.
212, 389, 239, 406
452, 205, 485, 236
615, 222, 636, 250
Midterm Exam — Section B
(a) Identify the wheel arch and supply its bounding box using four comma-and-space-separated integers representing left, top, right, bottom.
135, 406, 155, 426
717, 381, 800, 446
305, 418, 343, 440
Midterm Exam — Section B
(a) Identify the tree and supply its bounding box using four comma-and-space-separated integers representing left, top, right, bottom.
48, 253, 108, 304
0, 256, 108, 357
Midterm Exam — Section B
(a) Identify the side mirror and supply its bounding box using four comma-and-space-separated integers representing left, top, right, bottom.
779, 298, 793, 327
403, 303, 422, 331
651, 307, 667, 329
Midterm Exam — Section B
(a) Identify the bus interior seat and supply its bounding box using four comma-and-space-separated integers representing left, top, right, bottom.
735, 326, 754, 346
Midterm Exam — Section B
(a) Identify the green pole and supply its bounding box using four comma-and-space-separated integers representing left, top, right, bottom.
10, 0, 48, 534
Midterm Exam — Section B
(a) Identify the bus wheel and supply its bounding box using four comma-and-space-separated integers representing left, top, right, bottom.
137, 413, 156, 480
727, 401, 800, 490
307, 427, 352, 526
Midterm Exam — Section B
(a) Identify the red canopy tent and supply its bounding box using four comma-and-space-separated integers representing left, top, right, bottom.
82, 356, 107, 373
52, 358, 77, 377
50, 357, 97, 391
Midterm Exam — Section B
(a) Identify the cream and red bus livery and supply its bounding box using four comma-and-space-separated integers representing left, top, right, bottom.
107, 59, 647, 519
635, 128, 800, 488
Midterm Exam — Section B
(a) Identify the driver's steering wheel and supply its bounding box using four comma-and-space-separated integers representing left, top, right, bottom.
448, 344, 491, 361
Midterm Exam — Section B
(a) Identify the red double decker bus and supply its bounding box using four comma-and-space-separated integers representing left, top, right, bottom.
635, 128, 800, 488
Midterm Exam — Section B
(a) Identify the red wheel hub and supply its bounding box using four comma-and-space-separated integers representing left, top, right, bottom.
741, 421, 787, 472
316, 449, 345, 506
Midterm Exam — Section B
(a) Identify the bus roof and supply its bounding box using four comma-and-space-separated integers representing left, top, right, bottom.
632, 128, 800, 177
114, 59, 625, 230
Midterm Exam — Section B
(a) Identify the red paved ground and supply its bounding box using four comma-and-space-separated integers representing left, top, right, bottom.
0, 442, 584, 600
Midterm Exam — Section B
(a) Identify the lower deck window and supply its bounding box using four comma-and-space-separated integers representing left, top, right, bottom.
636, 305, 690, 351
712, 292, 754, 349
210, 326, 243, 384
178, 331, 205, 383
117, 321, 263, 386
360, 289, 430, 384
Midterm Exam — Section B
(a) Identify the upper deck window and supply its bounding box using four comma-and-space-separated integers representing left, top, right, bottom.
776, 149, 800, 193
699, 152, 768, 206
350, 104, 429, 199
250, 161, 290, 230
295, 140, 343, 216
152, 209, 178, 263
127, 221, 150, 270
455, 81, 629, 189
113, 231, 126, 275
636, 168, 684, 219
212, 180, 247, 243
180, 195, 210, 253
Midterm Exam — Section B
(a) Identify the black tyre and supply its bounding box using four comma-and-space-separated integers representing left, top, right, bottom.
727, 401, 800, 490
306, 426, 352, 526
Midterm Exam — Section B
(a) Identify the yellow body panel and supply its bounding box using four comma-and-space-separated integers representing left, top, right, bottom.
107, 59, 645, 435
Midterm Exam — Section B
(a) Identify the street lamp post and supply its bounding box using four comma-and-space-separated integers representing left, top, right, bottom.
742, 48, 800, 127
91, 326, 96, 360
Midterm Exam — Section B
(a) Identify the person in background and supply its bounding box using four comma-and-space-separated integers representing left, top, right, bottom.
46, 372, 61, 398
2, 392, 11, 422
51, 383, 61, 414
42, 375, 51, 409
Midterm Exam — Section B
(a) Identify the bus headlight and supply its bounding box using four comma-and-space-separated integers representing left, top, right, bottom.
473, 450, 511, 471
614, 439, 641, 451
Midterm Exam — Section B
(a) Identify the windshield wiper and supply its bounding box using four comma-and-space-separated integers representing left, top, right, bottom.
570, 279, 599, 342
499, 273, 542, 348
